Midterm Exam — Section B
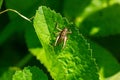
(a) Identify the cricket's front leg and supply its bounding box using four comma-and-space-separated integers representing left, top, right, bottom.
54, 36, 60, 46
55, 23, 62, 31
63, 36, 67, 48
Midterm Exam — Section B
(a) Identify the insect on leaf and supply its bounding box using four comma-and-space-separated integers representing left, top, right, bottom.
33, 6, 99, 80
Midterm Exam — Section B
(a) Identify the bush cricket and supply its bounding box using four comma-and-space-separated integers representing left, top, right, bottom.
54, 23, 72, 48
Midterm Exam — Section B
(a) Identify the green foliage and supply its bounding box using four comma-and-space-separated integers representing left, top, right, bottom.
0, 0, 120, 80
90, 41, 120, 78
13, 68, 32, 80
33, 6, 99, 80
5, 0, 44, 20
80, 4, 120, 36
64, 0, 120, 36
12, 66, 48, 80
0, 0, 3, 9
0, 67, 18, 80
63, 0, 91, 19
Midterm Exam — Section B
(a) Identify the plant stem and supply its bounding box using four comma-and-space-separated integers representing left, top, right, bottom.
0, 9, 31, 22
17, 53, 33, 68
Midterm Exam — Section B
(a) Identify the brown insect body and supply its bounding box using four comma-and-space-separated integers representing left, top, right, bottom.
55, 27, 71, 48
57, 28, 68, 43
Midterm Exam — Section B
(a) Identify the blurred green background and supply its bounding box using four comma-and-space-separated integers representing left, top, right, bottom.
0, 0, 120, 80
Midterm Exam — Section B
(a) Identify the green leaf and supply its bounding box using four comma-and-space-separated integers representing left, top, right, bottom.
33, 6, 99, 80
12, 67, 32, 80
63, 0, 91, 19
12, 66, 48, 80
64, 0, 120, 25
90, 41, 120, 79
0, 67, 19, 80
27, 66, 48, 80
80, 4, 120, 37
0, 0, 3, 9
106, 72, 120, 80
63, 0, 108, 22
25, 21, 42, 49
63, 0, 120, 36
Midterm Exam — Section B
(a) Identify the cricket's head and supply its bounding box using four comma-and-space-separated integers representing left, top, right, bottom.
63, 28, 68, 32
63, 28, 72, 34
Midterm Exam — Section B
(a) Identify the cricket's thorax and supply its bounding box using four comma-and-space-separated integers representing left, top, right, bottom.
60, 28, 68, 35
58, 28, 68, 41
